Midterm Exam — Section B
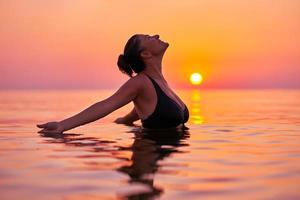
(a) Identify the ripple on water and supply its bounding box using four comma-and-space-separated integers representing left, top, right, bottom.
214, 129, 233, 132
1, 90, 300, 200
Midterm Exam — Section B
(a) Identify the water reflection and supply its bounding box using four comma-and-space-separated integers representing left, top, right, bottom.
190, 89, 204, 124
39, 126, 190, 200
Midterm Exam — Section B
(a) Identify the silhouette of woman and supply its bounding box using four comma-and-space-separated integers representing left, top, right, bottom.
37, 34, 189, 133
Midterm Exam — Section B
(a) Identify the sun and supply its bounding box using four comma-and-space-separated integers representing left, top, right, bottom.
190, 72, 203, 85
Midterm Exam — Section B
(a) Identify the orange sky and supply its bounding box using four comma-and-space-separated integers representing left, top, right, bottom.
0, 0, 299, 89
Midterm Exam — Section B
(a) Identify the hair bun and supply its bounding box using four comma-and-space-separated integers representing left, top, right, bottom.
117, 54, 127, 67
117, 54, 133, 77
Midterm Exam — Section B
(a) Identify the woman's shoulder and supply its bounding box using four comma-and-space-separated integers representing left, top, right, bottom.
130, 73, 149, 84
119, 73, 148, 94
128, 73, 153, 94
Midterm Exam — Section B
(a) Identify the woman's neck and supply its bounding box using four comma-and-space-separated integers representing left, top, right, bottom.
142, 66, 164, 80
142, 58, 165, 77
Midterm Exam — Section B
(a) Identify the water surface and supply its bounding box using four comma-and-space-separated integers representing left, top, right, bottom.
0, 89, 299, 200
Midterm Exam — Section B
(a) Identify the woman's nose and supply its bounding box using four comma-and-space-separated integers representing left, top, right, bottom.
153, 35, 159, 39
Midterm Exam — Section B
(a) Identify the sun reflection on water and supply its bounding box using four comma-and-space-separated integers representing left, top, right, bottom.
190, 90, 204, 124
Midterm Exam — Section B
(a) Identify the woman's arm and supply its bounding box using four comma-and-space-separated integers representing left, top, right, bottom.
114, 107, 140, 125
37, 77, 142, 133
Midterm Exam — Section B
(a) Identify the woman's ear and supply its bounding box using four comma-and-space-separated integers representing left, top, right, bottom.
140, 50, 152, 59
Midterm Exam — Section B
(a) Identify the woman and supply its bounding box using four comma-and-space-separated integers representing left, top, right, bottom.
37, 34, 189, 134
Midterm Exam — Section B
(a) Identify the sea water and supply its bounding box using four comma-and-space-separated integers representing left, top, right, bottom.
0, 89, 299, 200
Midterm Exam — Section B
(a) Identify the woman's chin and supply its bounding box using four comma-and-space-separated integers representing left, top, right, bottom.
162, 41, 169, 47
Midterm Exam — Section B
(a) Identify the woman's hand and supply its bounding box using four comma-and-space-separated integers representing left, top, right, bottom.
37, 122, 64, 134
114, 117, 125, 124
114, 117, 133, 125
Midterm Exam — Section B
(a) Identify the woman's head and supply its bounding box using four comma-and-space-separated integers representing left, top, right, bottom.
117, 34, 169, 77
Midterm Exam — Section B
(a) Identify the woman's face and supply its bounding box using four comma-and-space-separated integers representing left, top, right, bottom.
137, 34, 169, 57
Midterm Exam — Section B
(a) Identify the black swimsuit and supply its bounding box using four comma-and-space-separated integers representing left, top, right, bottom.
141, 75, 189, 129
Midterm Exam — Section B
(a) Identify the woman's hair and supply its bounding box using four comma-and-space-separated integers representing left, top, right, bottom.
117, 34, 146, 77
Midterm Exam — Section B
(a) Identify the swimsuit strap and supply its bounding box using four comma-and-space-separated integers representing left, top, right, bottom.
141, 74, 190, 128
145, 74, 185, 114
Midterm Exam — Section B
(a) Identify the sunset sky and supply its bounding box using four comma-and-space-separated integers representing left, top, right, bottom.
0, 0, 299, 89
